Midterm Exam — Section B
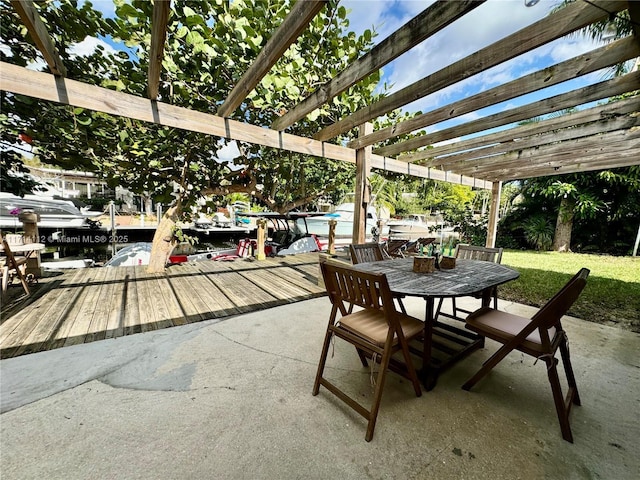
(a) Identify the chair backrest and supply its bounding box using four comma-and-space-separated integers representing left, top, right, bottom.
403, 237, 436, 255
320, 261, 397, 317
456, 244, 503, 264
532, 268, 590, 330
382, 239, 410, 258
349, 243, 385, 264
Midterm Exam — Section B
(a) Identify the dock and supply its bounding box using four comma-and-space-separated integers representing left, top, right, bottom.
0, 253, 326, 359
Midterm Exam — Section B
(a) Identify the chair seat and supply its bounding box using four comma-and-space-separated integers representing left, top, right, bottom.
466, 307, 556, 354
340, 309, 424, 347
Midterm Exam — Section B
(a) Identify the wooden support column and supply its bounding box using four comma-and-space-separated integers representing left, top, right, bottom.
486, 181, 501, 248
19, 212, 42, 277
327, 219, 337, 254
353, 123, 373, 244
256, 218, 267, 260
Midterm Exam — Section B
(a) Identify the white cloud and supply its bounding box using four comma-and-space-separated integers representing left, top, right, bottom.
216, 141, 241, 163
69, 36, 118, 57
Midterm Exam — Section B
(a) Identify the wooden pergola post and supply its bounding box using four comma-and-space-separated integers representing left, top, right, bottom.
353, 122, 373, 244
256, 218, 267, 260
486, 181, 501, 248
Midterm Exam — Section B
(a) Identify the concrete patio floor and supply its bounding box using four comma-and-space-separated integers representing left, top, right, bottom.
1, 296, 638, 479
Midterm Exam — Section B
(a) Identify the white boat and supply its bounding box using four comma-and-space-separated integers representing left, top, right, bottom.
305, 203, 379, 238
386, 214, 433, 238
104, 242, 240, 267
0, 192, 101, 230
103, 242, 153, 267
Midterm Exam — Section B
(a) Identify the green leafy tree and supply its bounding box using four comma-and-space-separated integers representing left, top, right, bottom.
1, 0, 383, 271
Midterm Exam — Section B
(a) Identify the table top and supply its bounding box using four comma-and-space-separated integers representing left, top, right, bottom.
351, 257, 519, 298
0, 242, 45, 253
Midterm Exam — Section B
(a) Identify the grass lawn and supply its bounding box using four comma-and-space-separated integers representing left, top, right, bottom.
499, 251, 640, 333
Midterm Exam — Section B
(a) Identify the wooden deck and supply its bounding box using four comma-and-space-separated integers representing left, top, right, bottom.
0, 253, 326, 359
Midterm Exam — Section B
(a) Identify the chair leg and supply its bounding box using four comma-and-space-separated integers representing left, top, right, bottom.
493, 287, 499, 310
462, 343, 514, 391
546, 357, 574, 443
434, 297, 445, 319
559, 339, 581, 406
365, 347, 393, 442
396, 297, 407, 314
398, 335, 422, 398
355, 347, 369, 367
313, 329, 334, 396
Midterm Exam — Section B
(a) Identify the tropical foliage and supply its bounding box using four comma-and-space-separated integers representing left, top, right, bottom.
1, 0, 387, 270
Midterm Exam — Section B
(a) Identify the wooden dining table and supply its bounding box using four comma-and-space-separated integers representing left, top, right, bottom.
351, 257, 520, 390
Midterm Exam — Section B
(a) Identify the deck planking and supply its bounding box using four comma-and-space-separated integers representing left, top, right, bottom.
0, 253, 327, 359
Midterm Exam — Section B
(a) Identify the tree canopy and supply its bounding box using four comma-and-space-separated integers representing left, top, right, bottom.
1, 0, 383, 213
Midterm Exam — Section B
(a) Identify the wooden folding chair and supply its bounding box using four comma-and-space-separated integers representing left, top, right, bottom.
313, 262, 423, 442
462, 268, 590, 442
349, 242, 407, 313
381, 238, 410, 258
436, 245, 503, 321
1, 233, 30, 295
349, 242, 385, 264
402, 237, 436, 256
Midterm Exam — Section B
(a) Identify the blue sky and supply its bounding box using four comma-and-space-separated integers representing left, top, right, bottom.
73, 0, 624, 151
340, 0, 620, 143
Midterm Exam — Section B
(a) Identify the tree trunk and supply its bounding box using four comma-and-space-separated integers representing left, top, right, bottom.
147, 205, 181, 273
553, 196, 575, 252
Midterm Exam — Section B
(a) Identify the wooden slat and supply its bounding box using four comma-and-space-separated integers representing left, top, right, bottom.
186, 264, 244, 318
378, 70, 640, 158
266, 265, 325, 294
148, 0, 171, 100
629, 0, 640, 38
272, 0, 484, 130
437, 113, 640, 169
165, 269, 212, 323
313, 0, 626, 142
461, 128, 640, 172
460, 130, 640, 179
90, 263, 119, 340
3, 269, 87, 356
368, 153, 491, 188
488, 148, 640, 181
62, 268, 113, 347
104, 266, 129, 339
81, 267, 118, 342
134, 268, 167, 332
204, 270, 280, 313
217, 0, 326, 118
348, 36, 640, 150
10, 0, 67, 76
237, 269, 310, 301
407, 97, 640, 163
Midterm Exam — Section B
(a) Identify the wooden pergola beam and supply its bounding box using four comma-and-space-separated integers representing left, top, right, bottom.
148, 0, 171, 100
313, 0, 627, 142
216, 0, 326, 118
0, 62, 489, 189
454, 129, 640, 177
10, 0, 67, 76
271, 0, 485, 131
431, 114, 640, 169
348, 35, 640, 150
380, 70, 640, 159
487, 149, 640, 181
407, 97, 640, 162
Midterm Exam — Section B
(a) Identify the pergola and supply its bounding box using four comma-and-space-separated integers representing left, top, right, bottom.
2, 0, 639, 247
